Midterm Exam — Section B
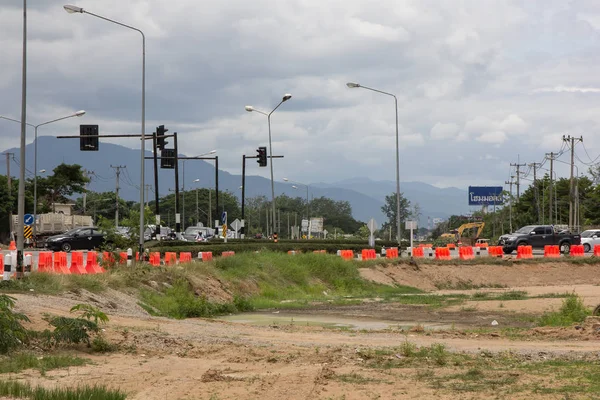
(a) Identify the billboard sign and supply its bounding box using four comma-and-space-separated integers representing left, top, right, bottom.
468, 186, 504, 206
310, 218, 324, 233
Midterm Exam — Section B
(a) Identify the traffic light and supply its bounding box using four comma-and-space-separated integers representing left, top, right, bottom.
79, 125, 99, 151
256, 146, 267, 167
156, 125, 168, 150
160, 149, 175, 169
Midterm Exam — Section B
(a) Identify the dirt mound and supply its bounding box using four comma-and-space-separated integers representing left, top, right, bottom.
360, 262, 600, 291
527, 316, 600, 340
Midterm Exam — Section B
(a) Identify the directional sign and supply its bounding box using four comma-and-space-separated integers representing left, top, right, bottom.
24, 214, 34, 226
24, 225, 32, 239
230, 219, 241, 232
221, 211, 227, 225
367, 218, 377, 233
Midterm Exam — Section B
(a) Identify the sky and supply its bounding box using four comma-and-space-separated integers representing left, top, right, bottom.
1, 0, 600, 191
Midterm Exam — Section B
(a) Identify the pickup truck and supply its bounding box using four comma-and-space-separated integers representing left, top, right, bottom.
498, 225, 581, 255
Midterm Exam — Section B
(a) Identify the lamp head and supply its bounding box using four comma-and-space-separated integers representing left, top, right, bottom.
292, 185, 298, 189
282, 94, 292, 102
283, 178, 289, 182
245, 106, 254, 112
346, 82, 360, 88
193, 179, 200, 183
63, 5, 84, 13
75, 110, 86, 117
39, 169, 46, 173
208, 150, 216, 155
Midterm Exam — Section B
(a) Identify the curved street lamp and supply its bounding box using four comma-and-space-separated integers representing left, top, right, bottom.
347, 82, 401, 245
245, 94, 292, 237
0, 110, 86, 240
64, 4, 146, 254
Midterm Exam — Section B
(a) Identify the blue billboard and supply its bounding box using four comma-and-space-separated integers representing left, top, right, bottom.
468, 186, 504, 206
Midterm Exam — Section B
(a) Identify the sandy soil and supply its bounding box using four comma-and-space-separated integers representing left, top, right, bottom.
3, 262, 600, 399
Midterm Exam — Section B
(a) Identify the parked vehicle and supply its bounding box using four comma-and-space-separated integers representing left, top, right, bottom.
580, 229, 600, 253
44, 227, 112, 252
182, 226, 214, 242
498, 225, 581, 255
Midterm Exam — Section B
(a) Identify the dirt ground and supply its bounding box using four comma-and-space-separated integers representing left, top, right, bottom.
4, 261, 600, 399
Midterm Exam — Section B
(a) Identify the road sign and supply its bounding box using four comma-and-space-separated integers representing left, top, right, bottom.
221, 211, 227, 225
24, 225, 32, 239
24, 214, 33, 226
367, 218, 377, 233
230, 219, 241, 232
405, 220, 418, 230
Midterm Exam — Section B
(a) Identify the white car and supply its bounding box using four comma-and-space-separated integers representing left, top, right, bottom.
580, 229, 600, 253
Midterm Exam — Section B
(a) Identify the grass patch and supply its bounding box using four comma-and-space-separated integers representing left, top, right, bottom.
335, 372, 381, 384
0, 353, 89, 374
538, 295, 591, 326
139, 279, 254, 319
434, 279, 507, 290
0, 380, 126, 399
532, 292, 574, 299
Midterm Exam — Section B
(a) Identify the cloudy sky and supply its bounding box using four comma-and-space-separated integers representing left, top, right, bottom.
1, 0, 600, 190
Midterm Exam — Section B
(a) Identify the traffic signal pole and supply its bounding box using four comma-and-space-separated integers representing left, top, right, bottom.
174, 132, 181, 236
152, 131, 160, 238
241, 153, 284, 239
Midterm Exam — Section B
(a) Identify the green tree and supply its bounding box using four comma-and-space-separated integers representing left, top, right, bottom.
380, 192, 411, 239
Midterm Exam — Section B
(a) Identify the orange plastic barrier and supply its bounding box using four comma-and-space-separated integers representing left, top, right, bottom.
179, 252, 193, 263
459, 246, 475, 260
488, 246, 503, 258
149, 252, 161, 266
287, 250, 296, 255
544, 245, 560, 258
475, 242, 489, 248
119, 252, 127, 264
9, 241, 16, 251
201, 252, 213, 261
386, 247, 399, 259
435, 247, 451, 260
446, 243, 456, 250
412, 247, 424, 258
361, 249, 376, 260
313, 250, 326, 254
221, 251, 235, 258
340, 250, 354, 260
594, 245, 600, 257
85, 252, 105, 274
570, 244, 585, 257
516, 245, 533, 259
37, 252, 53, 272
53, 252, 70, 274
164, 252, 178, 265
69, 251, 87, 274
101, 252, 115, 267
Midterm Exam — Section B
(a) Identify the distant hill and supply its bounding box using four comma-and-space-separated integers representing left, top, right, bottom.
1, 136, 470, 227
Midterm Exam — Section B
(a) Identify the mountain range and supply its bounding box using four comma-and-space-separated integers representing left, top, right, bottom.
1, 136, 471, 227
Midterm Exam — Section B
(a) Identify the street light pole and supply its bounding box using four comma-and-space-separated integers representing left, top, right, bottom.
245, 94, 292, 237
283, 178, 310, 236
1, 112, 85, 243
347, 82, 401, 246
17, 0, 27, 273
64, 4, 146, 255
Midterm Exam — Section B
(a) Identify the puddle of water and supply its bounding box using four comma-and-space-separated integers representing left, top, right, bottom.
217, 312, 456, 331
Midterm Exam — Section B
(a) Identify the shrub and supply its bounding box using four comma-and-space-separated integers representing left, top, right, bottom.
0, 294, 30, 354
538, 295, 591, 327
39, 304, 110, 348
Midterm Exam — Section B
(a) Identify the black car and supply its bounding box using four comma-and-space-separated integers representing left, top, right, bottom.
498, 225, 581, 254
45, 227, 112, 252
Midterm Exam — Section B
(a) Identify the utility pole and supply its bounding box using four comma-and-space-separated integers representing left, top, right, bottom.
110, 165, 125, 228
563, 135, 583, 231
82, 170, 93, 214
546, 152, 556, 224
510, 162, 526, 200
529, 162, 541, 223
5, 153, 13, 239
174, 132, 180, 236
145, 184, 151, 207
505, 177, 515, 232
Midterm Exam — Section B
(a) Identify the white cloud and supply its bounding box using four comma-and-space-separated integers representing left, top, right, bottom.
430, 122, 460, 139
533, 86, 600, 93
476, 131, 506, 144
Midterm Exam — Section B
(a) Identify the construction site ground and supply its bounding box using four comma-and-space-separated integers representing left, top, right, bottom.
4, 260, 600, 399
